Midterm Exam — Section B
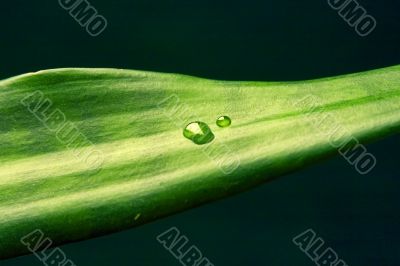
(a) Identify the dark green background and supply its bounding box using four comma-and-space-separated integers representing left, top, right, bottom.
1, 0, 399, 265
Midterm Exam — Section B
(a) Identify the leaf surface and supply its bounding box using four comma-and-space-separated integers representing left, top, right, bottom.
0, 66, 399, 259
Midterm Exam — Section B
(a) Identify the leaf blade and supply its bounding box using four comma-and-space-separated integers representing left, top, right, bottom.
0, 66, 399, 259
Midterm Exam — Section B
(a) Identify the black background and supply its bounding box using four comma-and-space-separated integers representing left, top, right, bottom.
1, 0, 399, 265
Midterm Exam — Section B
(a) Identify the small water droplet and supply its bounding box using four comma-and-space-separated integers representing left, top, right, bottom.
183, 121, 215, 145
216, 116, 232, 128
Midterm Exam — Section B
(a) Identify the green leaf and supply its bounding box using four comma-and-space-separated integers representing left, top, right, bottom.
0, 66, 399, 259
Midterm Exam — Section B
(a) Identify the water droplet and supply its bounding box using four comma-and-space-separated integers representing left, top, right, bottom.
216, 116, 232, 128
183, 121, 215, 145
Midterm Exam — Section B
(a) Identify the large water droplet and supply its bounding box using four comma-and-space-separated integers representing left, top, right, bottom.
183, 121, 215, 145
216, 116, 232, 128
